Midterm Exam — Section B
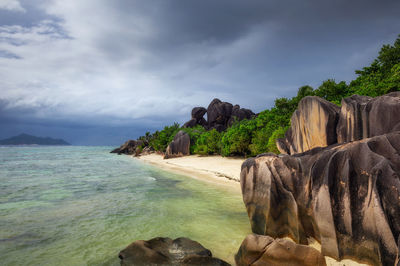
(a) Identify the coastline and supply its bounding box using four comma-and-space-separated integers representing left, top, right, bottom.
136, 153, 369, 266
135, 153, 244, 192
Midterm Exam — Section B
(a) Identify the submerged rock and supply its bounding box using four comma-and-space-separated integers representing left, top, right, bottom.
119, 237, 230, 266
236, 234, 326, 266
241, 132, 400, 265
164, 130, 190, 159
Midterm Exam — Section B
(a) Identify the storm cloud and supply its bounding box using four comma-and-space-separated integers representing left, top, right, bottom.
0, 0, 399, 144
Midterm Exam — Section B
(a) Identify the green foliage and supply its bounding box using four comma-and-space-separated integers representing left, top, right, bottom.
148, 123, 180, 152
349, 35, 400, 97
221, 119, 256, 156
266, 126, 288, 154
181, 125, 207, 154
139, 35, 400, 157
194, 129, 222, 155
314, 79, 349, 104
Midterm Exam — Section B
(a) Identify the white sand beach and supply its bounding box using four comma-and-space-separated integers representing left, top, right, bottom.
136, 153, 244, 192
136, 153, 370, 266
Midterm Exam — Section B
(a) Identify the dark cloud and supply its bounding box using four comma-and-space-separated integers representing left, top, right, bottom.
0, 0, 399, 144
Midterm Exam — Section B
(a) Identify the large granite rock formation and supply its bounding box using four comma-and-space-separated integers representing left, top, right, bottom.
206, 99, 233, 132
228, 105, 255, 127
119, 237, 230, 266
278, 92, 400, 155
183, 99, 255, 131
336, 95, 372, 143
277, 96, 340, 155
240, 132, 400, 265
164, 130, 190, 159
337, 92, 400, 143
235, 234, 326, 266
110, 140, 143, 155
183, 107, 208, 128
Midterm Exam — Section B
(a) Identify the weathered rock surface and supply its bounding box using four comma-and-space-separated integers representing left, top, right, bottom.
277, 96, 340, 155
118, 237, 230, 266
227, 105, 255, 126
278, 93, 400, 155
110, 140, 143, 155
183, 99, 255, 130
183, 107, 208, 128
164, 130, 190, 159
183, 118, 198, 128
235, 234, 326, 266
337, 92, 400, 143
207, 98, 233, 132
241, 132, 400, 265
336, 95, 372, 143
192, 107, 207, 120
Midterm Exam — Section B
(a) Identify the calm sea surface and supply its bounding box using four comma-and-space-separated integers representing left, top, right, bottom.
0, 146, 250, 265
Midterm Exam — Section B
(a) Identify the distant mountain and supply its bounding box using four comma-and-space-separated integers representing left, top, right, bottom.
0, 133, 71, 145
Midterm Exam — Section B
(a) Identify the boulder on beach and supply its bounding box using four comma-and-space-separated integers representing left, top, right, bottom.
240, 132, 400, 265
118, 237, 230, 266
235, 234, 326, 266
164, 130, 190, 159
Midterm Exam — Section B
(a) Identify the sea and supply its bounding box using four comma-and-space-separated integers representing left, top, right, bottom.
0, 146, 251, 265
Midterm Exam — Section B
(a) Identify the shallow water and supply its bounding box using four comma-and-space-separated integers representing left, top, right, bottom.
0, 146, 250, 265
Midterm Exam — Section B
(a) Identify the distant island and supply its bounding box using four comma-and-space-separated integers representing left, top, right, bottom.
0, 133, 71, 145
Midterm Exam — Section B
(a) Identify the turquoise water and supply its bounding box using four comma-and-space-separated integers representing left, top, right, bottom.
0, 146, 250, 265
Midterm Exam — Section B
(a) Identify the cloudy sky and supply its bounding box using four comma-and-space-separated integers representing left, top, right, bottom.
0, 0, 399, 145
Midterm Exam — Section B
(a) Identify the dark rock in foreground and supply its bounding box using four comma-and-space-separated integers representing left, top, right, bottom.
164, 130, 190, 159
119, 237, 230, 266
241, 132, 400, 265
236, 234, 326, 266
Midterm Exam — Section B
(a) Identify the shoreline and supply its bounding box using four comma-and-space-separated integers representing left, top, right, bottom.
135, 153, 244, 193
135, 153, 369, 266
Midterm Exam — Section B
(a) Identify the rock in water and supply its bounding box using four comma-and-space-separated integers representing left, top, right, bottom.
164, 130, 190, 159
118, 237, 230, 266
235, 234, 326, 266
110, 140, 142, 155
278, 96, 340, 155
241, 132, 400, 265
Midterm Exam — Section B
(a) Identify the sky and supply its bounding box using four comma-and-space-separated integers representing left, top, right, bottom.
0, 0, 400, 145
